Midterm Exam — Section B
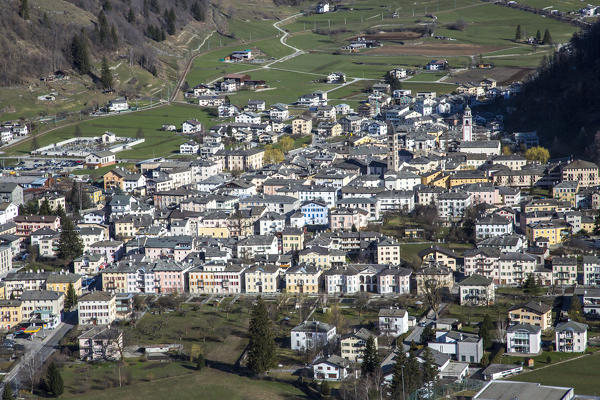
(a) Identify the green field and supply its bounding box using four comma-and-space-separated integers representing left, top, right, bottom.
4, 104, 215, 159
61, 365, 307, 400
508, 353, 600, 395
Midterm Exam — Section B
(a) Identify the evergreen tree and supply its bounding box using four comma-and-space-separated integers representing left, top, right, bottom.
191, 1, 205, 21
570, 295, 585, 322
19, 0, 29, 20
594, 209, 600, 235
102, 0, 112, 11
421, 324, 435, 343
404, 348, 422, 393
65, 282, 78, 309
361, 335, 379, 376
384, 71, 402, 92
45, 362, 64, 397
166, 8, 176, 35
247, 298, 275, 374
111, 24, 119, 46
321, 380, 331, 396
39, 198, 52, 215
127, 8, 135, 23
98, 11, 109, 44
479, 314, 493, 349
2, 385, 14, 400
58, 216, 83, 261
523, 273, 540, 295
390, 350, 407, 399
536, 30, 541, 43
421, 347, 438, 384
543, 29, 553, 44
100, 57, 113, 90
196, 353, 205, 370
515, 25, 522, 41
71, 32, 90, 74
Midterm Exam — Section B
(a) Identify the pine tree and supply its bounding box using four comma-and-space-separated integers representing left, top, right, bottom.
405, 348, 422, 393
39, 198, 52, 215
515, 24, 522, 41
127, 8, 135, 23
19, 0, 29, 20
247, 298, 275, 374
570, 295, 585, 322
196, 353, 205, 370
594, 209, 600, 235
65, 282, 78, 309
100, 57, 113, 90
58, 216, 83, 261
421, 324, 435, 343
390, 350, 407, 399
361, 335, 379, 376
111, 24, 119, 46
45, 362, 64, 397
543, 29, 553, 45
71, 32, 90, 74
166, 8, 176, 35
536, 30, 541, 42
2, 385, 14, 400
479, 314, 493, 349
421, 347, 438, 384
98, 11, 109, 44
191, 1, 205, 21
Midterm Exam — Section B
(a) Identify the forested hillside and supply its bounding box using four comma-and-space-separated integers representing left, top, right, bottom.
503, 20, 600, 160
0, 0, 209, 85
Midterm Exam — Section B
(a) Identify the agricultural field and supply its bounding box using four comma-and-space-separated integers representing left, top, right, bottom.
507, 353, 600, 395
3, 103, 213, 159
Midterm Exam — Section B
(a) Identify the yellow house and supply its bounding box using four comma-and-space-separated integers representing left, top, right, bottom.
421, 170, 442, 185
82, 185, 104, 206
298, 246, 345, 269
341, 328, 378, 363
282, 228, 304, 253
103, 169, 126, 191
526, 221, 570, 246
581, 216, 595, 233
430, 173, 450, 188
552, 181, 579, 207
417, 246, 459, 271
292, 117, 312, 135
0, 299, 22, 330
0, 283, 5, 300
197, 226, 230, 239
508, 301, 553, 331
522, 199, 569, 213
188, 268, 214, 294
46, 273, 83, 296
448, 172, 489, 188
245, 265, 280, 294
285, 265, 321, 294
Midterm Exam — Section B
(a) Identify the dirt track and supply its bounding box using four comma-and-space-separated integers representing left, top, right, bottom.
365, 42, 506, 56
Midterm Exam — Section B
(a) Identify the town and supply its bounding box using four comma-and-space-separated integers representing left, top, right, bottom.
1, 0, 600, 400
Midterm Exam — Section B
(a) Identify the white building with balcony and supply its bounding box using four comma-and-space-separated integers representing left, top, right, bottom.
506, 324, 541, 354
555, 321, 587, 353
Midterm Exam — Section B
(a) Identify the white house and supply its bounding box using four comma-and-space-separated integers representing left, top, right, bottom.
327, 72, 346, 83
313, 355, 351, 381
389, 68, 407, 79
316, 1, 330, 13
235, 112, 261, 124
269, 104, 289, 121
475, 215, 513, 239
378, 307, 409, 336
458, 274, 495, 306
85, 151, 116, 168
0, 202, 19, 225
108, 98, 128, 112
555, 321, 587, 353
180, 141, 200, 155
506, 324, 541, 354
291, 320, 336, 351
78, 291, 117, 326
182, 120, 202, 134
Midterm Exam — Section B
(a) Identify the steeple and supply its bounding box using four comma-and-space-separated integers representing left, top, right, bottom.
462, 105, 472, 142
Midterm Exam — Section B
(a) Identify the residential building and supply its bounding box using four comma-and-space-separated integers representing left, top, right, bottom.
555, 321, 587, 353
291, 320, 336, 351
313, 355, 351, 381
508, 301, 552, 331
428, 331, 484, 363
506, 324, 541, 354
341, 328, 377, 363
244, 264, 280, 294
378, 307, 408, 336
78, 326, 123, 361
0, 299, 22, 330
78, 291, 117, 326
285, 265, 322, 294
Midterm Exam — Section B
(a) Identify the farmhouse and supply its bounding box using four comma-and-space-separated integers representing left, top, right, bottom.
85, 151, 116, 168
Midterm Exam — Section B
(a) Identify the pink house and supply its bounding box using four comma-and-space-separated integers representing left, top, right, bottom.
151, 261, 189, 294
329, 208, 369, 231
143, 236, 195, 261
89, 240, 124, 263
466, 185, 500, 206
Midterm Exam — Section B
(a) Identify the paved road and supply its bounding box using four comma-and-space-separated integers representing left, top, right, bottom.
3, 322, 74, 392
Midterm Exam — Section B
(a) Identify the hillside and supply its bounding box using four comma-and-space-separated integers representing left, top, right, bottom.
502, 20, 600, 160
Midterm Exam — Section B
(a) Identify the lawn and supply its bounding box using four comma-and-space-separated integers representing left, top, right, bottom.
4, 104, 215, 159
507, 352, 600, 395
61, 364, 308, 400
399, 242, 474, 267
406, 71, 448, 82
